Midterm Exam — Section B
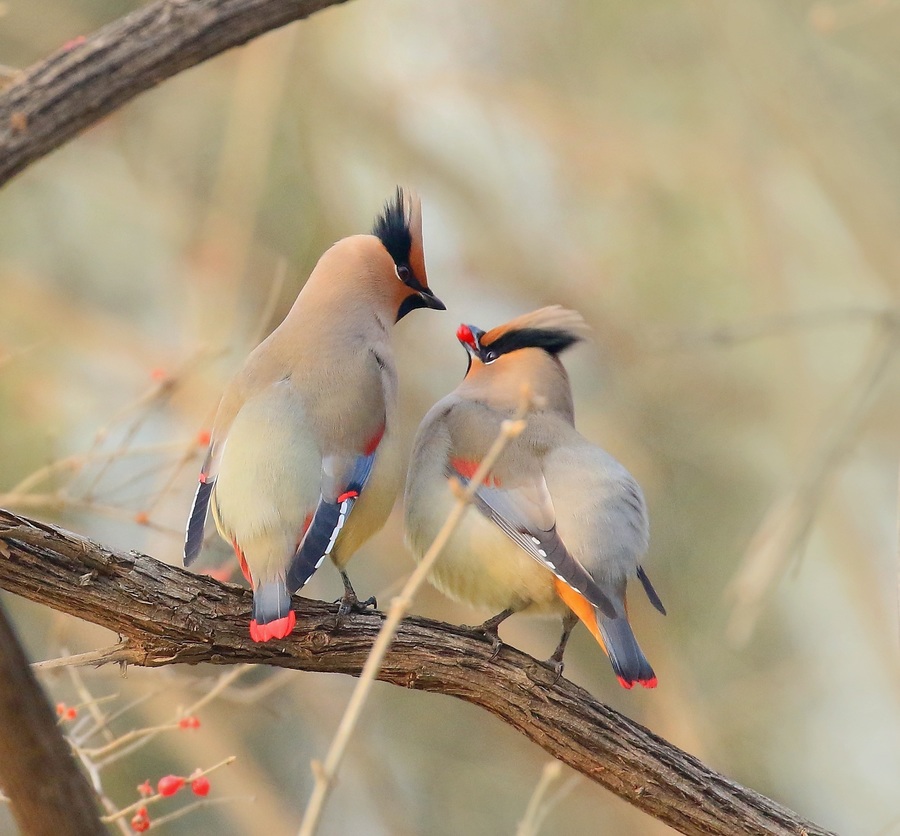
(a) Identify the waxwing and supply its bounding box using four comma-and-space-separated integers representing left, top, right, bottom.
185, 188, 444, 642
404, 306, 664, 688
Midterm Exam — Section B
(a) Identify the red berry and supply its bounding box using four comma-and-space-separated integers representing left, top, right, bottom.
65, 707, 78, 720
178, 716, 200, 729
55, 703, 66, 717
196, 429, 211, 446
130, 807, 150, 832
137, 780, 152, 797
190, 774, 210, 797
157, 775, 185, 797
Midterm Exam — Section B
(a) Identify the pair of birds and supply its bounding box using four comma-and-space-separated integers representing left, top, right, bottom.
184, 189, 664, 689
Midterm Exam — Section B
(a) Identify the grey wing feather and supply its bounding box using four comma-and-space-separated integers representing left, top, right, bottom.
455, 472, 617, 619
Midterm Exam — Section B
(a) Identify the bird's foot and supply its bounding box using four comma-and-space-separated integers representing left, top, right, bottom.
468, 608, 514, 660
541, 656, 565, 686
337, 591, 378, 619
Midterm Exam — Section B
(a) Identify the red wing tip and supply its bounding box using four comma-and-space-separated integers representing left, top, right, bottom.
641, 677, 658, 689
249, 611, 296, 643
616, 676, 635, 690
337, 490, 359, 503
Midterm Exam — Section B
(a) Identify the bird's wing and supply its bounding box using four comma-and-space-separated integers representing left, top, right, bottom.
184, 442, 222, 567
285, 430, 383, 592
448, 458, 616, 618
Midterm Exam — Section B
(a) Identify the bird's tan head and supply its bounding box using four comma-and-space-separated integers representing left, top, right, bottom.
456, 306, 590, 368
454, 306, 589, 414
372, 188, 445, 322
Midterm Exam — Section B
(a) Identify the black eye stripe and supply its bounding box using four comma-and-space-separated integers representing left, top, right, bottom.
482, 328, 581, 358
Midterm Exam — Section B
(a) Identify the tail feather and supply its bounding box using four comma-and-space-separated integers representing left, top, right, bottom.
597, 615, 656, 689
249, 579, 295, 643
554, 578, 656, 689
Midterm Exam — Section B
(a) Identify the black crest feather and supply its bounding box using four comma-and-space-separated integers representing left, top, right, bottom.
372, 187, 412, 268
484, 327, 582, 358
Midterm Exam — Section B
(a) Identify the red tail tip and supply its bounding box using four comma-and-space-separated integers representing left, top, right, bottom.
249, 611, 296, 643
617, 675, 658, 690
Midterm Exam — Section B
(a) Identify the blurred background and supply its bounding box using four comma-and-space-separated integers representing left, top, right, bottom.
1, 0, 899, 833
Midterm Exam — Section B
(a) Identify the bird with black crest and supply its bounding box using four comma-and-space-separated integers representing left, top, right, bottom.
185, 188, 445, 642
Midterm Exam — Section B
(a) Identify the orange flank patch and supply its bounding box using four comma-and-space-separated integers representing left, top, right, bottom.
449, 457, 502, 487
554, 578, 607, 653
232, 540, 252, 584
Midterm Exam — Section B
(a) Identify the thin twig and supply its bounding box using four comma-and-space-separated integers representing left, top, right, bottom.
101, 756, 236, 823
33, 643, 132, 670
97, 666, 250, 770
297, 392, 532, 836
146, 794, 254, 830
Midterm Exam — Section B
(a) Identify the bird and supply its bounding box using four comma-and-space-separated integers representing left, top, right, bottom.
184, 188, 445, 643
403, 306, 665, 688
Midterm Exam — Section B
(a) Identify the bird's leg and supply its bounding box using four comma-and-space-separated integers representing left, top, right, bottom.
545, 611, 579, 683
337, 570, 377, 618
473, 608, 514, 659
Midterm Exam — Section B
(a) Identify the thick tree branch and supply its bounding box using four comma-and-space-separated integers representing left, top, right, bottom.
0, 509, 834, 836
0, 0, 351, 189
0, 601, 104, 834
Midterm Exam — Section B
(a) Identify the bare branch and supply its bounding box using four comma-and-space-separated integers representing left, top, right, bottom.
0, 508, 834, 836
0, 0, 352, 189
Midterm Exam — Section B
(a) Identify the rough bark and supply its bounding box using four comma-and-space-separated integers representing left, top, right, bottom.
0, 0, 350, 189
0, 600, 104, 834
0, 509, 835, 836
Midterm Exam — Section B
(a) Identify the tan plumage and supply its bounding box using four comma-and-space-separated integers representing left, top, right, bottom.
404, 306, 665, 688
185, 189, 444, 642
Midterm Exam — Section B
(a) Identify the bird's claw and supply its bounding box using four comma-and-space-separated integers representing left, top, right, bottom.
336, 592, 377, 619
543, 657, 565, 685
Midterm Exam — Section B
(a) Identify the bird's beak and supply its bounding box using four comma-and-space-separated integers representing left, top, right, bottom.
417, 288, 445, 311
456, 324, 484, 356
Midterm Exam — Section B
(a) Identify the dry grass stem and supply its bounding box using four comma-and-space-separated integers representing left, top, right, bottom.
296, 392, 533, 836
517, 760, 564, 836
726, 319, 900, 646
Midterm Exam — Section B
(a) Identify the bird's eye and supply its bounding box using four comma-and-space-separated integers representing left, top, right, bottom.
483, 350, 498, 363
396, 264, 411, 283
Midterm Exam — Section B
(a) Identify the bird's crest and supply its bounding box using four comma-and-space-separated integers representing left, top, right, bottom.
372, 187, 414, 266
480, 306, 590, 357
